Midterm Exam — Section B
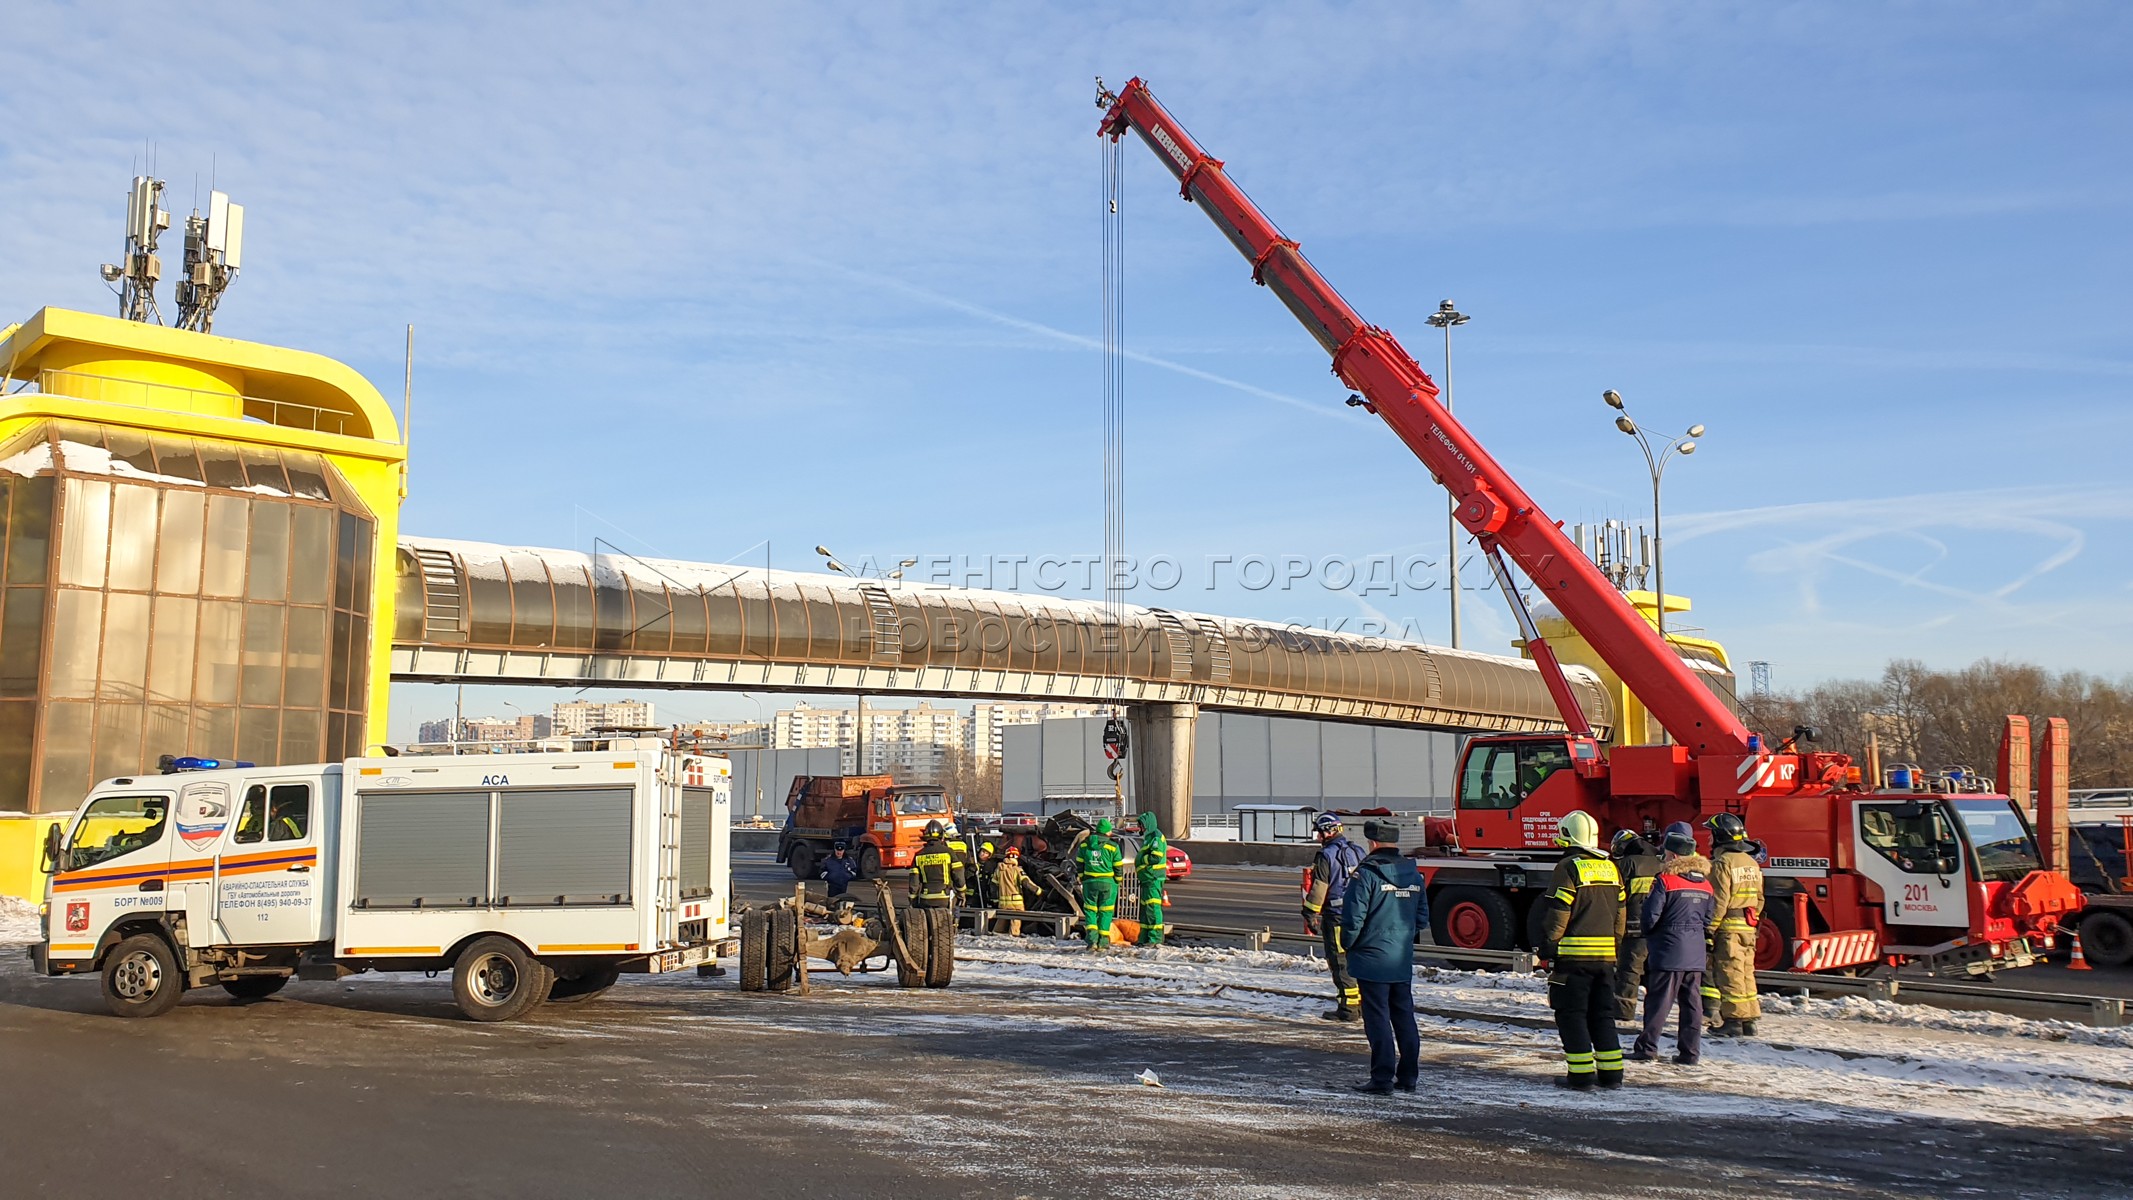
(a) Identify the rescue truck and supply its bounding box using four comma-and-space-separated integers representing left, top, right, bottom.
34, 738, 734, 1021
1096, 76, 2086, 976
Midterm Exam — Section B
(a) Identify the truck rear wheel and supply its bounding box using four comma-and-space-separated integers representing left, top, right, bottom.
222, 976, 289, 1001
548, 963, 621, 1004
924, 906, 955, 988
452, 937, 553, 1022
857, 845, 882, 880
2081, 910, 2133, 968
1432, 887, 1516, 951
103, 933, 185, 1018
739, 910, 769, 991
787, 843, 817, 881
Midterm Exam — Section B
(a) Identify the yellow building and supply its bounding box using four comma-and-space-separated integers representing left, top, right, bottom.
1519, 590, 1736, 749
0, 307, 404, 813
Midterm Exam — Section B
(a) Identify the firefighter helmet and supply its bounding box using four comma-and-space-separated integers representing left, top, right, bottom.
1554, 810, 1600, 851
923, 820, 945, 838
1705, 812, 1748, 843
1610, 829, 1643, 855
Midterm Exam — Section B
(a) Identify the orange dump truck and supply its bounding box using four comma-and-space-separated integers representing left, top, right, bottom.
776, 775, 951, 881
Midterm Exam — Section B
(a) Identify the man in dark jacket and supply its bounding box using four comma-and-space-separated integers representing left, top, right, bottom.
1610, 829, 1662, 1021
1631, 830, 1716, 1065
1302, 813, 1366, 1021
821, 840, 860, 899
1340, 821, 1428, 1095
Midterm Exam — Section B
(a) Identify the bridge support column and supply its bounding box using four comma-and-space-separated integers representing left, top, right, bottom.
1128, 702, 1198, 841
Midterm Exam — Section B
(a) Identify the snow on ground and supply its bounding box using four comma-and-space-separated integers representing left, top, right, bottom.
950, 935, 2133, 1129
0, 896, 39, 946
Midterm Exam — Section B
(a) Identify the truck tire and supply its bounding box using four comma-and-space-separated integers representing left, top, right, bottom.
2081, 910, 2133, 968
766, 908, 798, 992
1432, 886, 1516, 951
222, 976, 289, 1001
787, 843, 817, 881
924, 906, 955, 988
897, 907, 931, 988
1755, 904, 1797, 972
102, 933, 185, 1018
739, 910, 769, 991
548, 963, 621, 1004
857, 845, 882, 881
452, 937, 553, 1022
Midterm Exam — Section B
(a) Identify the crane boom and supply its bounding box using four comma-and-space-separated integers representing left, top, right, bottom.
1098, 77, 1754, 757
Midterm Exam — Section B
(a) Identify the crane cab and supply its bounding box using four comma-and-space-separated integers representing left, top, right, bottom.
1450, 734, 1608, 850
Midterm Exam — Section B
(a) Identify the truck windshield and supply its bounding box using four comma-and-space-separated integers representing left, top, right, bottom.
1951, 799, 2043, 884
896, 793, 947, 815
67, 794, 171, 870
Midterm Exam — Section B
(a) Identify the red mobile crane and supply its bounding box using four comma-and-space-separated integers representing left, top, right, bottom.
1097, 77, 2083, 974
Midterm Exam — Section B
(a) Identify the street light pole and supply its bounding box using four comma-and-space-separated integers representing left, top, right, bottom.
1426, 300, 1470, 648
1600, 389, 1704, 648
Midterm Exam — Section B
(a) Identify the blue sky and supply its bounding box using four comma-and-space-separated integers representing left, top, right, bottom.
4, 3, 2129, 734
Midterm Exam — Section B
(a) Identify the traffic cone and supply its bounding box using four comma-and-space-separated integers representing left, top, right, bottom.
2069, 929, 2093, 971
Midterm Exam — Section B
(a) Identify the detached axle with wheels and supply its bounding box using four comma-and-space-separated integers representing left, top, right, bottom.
736, 880, 954, 993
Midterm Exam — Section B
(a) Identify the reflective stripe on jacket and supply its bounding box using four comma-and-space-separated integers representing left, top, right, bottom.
1542, 850, 1626, 961
1708, 845, 1764, 934
1076, 835, 1123, 880
1614, 850, 1662, 935
1135, 832, 1168, 878
910, 842, 960, 902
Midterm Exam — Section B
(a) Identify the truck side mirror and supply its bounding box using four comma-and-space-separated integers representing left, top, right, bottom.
41, 823, 63, 874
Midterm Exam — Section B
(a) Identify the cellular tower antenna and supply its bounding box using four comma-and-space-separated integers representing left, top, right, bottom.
100, 175, 171, 323
174, 187, 245, 332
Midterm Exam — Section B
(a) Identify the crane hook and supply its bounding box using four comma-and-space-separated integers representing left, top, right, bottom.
1095, 76, 1118, 108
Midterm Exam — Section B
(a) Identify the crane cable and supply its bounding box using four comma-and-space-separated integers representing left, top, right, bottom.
1101, 133, 1130, 788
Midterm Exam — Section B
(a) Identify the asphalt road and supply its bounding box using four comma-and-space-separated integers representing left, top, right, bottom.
4, 938, 2127, 1198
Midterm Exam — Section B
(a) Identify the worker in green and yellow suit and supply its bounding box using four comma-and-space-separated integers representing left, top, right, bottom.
1134, 811, 1168, 945
1077, 818, 1125, 950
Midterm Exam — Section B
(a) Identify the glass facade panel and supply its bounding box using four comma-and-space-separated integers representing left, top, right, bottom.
237, 706, 281, 765
196, 600, 243, 704
282, 455, 331, 501
102, 428, 157, 475
202, 494, 248, 597
631, 581, 671, 654
247, 502, 290, 602
467, 570, 513, 645
334, 513, 359, 611
0, 700, 34, 811
48, 589, 102, 698
196, 440, 247, 490
284, 605, 328, 709
595, 575, 633, 651
58, 478, 111, 588
237, 445, 290, 495
241, 604, 286, 707
280, 709, 322, 764
343, 616, 370, 711
668, 585, 708, 655
1, 587, 45, 697
93, 701, 146, 780
39, 700, 93, 806
193, 705, 238, 760
289, 506, 332, 605
552, 564, 593, 650
107, 483, 158, 592
739, 584, 773, 660
100, 591, 151, 698
157, 490, 204, 595
153, 437, 204, 484
7, 476, 52, 584
329, 609, 352, 711
145, 704, 189, 761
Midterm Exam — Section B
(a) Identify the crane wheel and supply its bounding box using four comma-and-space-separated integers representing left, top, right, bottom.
2081, 911, 2133, 968
1431, 887, 1515, 951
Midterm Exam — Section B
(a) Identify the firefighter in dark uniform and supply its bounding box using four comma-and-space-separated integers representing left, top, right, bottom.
1610, 829, 1663, 1021
909, 821, 964, 909
1540, 810, 1627, 1090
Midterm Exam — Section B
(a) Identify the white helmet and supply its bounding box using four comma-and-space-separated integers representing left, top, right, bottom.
943, 821, 960, 837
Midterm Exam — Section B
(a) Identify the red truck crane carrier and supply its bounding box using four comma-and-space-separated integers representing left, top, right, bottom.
1097, 77, 2083, 976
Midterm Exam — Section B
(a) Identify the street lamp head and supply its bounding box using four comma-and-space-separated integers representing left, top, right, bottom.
1615, 415, 1637, 435
1678, 440, 1697, 455
813, 545, 833, 558
1603, 389, 1625, 410
1686, 424, 1706, 438
1426, 300, 1469, 329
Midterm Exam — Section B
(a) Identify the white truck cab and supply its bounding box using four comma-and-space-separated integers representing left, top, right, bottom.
37, 739, 735, 1021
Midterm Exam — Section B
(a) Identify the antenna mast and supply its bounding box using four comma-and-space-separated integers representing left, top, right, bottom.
101, 176, 170, 323
174, 190, 244, 332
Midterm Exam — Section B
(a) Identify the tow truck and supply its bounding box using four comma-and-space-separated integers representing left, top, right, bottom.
1096, 77, 2084, 976
35, 738, 735, 1020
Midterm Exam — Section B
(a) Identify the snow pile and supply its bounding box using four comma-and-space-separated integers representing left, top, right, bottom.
953, 935, 2133, 1129
0, 895, 41, 945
